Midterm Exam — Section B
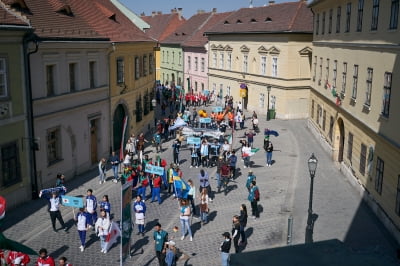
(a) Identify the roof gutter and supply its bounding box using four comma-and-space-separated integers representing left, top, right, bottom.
204, 30, 313, 36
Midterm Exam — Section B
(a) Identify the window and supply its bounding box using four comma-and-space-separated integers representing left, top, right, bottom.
46, 65, 55, 96
212, 52, 217, 68
316, 13, 320, 35
313, 56, 317, 81
69, 63, 77, 92
162, 51, 165, 63
357, 0, 364, 32
259, 93, 265, 108
390, 0, 399, 29
194, 57, 198, 71
316, 104, 321, 125
318, 57, 322, 85
352, 65, 358, 99
261, 56, 266, 75
89, 61, 96, 88
371, 0, 380, 30
201, 83, 204, 91
336, 6, 342, 33
382, 72, 392, 117
135, 57, 140, 80
325, 58, 330, 84
47, 127, 62, 164
166, 51, 169, 63
219, 53, 224, 69
195, 81, 198, 91
143, 55, 147, 76
172, 52, 175, 64
329, 116, 334, 141
322, 110, 326, 131
201, 58, 205, 72
311, 100, 314, 119
227, 53, 232, 70
347, 132, 353, 162
333, 60, 337, 88
0, 142, 21, 187
149, 54, 154, 74
396, 176, 400, 216
375, 157, 384, 195
360, 143, 367, 175
272, 57, 278, 77
322, 12, 326, 34
243, 55, 248, 73
178, 52, 182, 66
328, 9, 333, 33
116, 58, 124, 84
341, 62, 347, 94
188, 56, 191, 70
345, 3, 351, 32
135, 96, 143, 122
0, 58, 8, 98
365, 68, 373, 106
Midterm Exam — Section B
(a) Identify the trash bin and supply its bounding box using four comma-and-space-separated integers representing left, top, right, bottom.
267, 109, 276, 120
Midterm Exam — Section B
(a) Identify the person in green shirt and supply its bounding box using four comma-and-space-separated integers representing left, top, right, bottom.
153, 222, 168, 266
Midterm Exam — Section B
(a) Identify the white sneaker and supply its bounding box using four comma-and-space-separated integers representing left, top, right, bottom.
101, 248, 104, 252
80, 246, 84, 252
103, 249, 107, 253
190, 236, 193, 241
190, 165, 193, 168
79, 245, 83, 249
181, 236, 185, 240
243, 166, 247, 169
195, 166, 198, 168
99, 181, 102, 184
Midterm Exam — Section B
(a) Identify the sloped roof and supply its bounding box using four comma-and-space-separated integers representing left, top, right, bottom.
182, 11, 232, 48
142, 12, 186, 42
161, 11, 213, 45
0, 1, 30, 27
205, 1, 313, 35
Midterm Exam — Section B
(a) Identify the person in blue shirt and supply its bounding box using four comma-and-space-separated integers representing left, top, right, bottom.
245, 170, 256, 192
75, 207, 89, 252
228, 151, 237, 178
134, 195, 146, 236
40, 188, 67, 232
248, 181, 260, 219
153, 132, 162, 153
85, 189, 97, 227
172, 140, 181, 166
99, 195, 111, 219
153, 223, 168, 266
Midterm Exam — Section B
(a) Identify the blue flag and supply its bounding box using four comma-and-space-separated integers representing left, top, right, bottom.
173, 176, 190, 199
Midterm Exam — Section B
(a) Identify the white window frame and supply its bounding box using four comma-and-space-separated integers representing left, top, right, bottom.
0, 58, 8, 98
227, 53, 232, 70
261, 56, 266, 75
272, 57, 278, 77
201, 58, 205, 72
212, 52, 217, 68
243, 54, 248, 73
219, 52, 224, 69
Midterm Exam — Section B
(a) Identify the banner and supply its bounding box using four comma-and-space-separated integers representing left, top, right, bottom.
105, 221, 121, 252
39, 186, 66, 197
144, 164, 164, 176
119, 116, 129, 161
61, 195, 84, 208
173, 175, 189, 199
187, 137, 201, 145
199, 117, 211, 124
213, 106, 223, 113
121, 181, 133, 262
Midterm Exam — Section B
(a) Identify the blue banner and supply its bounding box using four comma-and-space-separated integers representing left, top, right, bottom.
199, 117, 211, 123
187, 137, 201, 145
213, 106, 223, 113
61, 195, 84, 208
144, 164, 165, 176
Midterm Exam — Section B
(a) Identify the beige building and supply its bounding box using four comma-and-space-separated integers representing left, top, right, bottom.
308, 0, 400, 240
205, 1, 313, 119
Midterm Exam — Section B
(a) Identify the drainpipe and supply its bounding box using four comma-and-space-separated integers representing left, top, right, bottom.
23, 33, 39, 199
108, 42, 115, 154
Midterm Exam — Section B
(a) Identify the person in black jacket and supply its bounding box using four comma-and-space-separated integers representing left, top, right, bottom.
239, 204, 248, 245
231, 215, 241, 253
220, 232, 231, 266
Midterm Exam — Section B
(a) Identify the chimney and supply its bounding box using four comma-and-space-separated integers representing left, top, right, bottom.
269, 0, 275, 5
171, 8, 177, 13
140, 12, 145, 17
177, 8, 183, 19
157, 11, 162, 15
152, 11, 156, 17
212, 8, 217, 13
197, 9, 205, 14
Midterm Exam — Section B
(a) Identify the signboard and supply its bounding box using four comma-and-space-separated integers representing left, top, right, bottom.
187, 137, 201, 145
199, 117, 211, 124
61, 195, 84, 208
144, 164, 165, 176
213, 106, 223, 113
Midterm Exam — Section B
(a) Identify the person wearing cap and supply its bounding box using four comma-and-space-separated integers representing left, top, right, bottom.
245, 170, 256, 192
220, 232, 231, 266
165, 241, 176, 266
153, 223, 168, 266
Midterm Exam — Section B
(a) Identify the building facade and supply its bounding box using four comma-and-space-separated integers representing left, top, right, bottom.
205, 1, 313, 118
308, 0, 400, 239
0, 4, 32, 208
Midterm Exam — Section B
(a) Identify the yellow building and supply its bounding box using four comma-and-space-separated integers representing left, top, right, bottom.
309, 0, 400, 240
205, 1, 313, 119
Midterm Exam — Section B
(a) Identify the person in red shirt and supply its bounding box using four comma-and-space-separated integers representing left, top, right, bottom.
6, 251, 30, 266
151, 174, 163, 204
35, 248, 55, 266
58, 256, 72, 266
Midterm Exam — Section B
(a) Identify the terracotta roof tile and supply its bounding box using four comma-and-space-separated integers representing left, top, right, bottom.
205, 1, 313, 35
142, 12, 186, 42
0, 1, 30, 27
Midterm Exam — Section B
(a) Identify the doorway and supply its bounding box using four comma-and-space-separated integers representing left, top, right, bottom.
113, 104, 127, 152
334, 118, 345, 162
90, 119, 99, 164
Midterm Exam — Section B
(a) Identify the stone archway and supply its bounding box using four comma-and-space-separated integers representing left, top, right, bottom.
113, 104, 128, 152
333, 117, 345, 162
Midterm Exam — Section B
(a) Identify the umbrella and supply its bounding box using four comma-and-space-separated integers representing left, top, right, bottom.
0, 232, 38, 255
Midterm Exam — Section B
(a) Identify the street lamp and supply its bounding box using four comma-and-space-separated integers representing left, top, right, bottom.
305, 153, 318, 243
266, 85, 271, 121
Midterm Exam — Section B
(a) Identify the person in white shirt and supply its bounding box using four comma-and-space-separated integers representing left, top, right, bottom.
95, 210, 111, 253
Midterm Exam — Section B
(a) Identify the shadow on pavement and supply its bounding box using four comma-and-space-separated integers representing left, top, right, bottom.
130, 236, 149, 256
49, 245, 69, 260
207, 210, 218, 222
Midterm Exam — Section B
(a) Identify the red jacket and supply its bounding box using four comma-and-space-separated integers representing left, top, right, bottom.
153, 176, 162, 188
7, 251, 30, 266
35, 255, 55, 266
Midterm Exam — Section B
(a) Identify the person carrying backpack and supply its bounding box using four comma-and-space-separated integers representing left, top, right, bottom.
248, 181, 260, 219
245, 170, 256, 192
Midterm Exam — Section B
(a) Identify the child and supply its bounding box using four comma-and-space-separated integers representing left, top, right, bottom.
75, 208, 89, 252
165, 241, 177, 266
85, 189, 97, 228
99, 195, 111, 219
95, 210, 111, 253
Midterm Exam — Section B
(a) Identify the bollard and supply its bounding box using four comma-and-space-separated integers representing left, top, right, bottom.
287, 215, 293, 245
